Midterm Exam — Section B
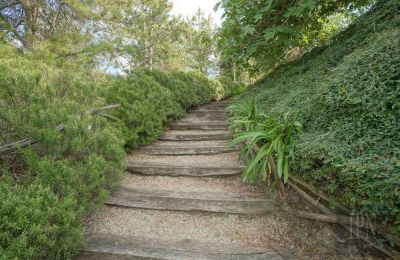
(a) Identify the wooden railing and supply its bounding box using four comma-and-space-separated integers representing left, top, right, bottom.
0, 104, 120, 156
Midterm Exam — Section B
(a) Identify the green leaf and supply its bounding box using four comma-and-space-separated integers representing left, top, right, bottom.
213, 2, 222, 12
248, 44, 258, 56
264, 29, 276, 42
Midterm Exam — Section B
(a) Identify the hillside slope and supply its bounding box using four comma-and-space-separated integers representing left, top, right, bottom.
237, 0, 399, 232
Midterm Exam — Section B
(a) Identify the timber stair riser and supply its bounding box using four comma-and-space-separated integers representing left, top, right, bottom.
183, 114, 229, 118
127, 163, 244, 177
139, 146, 238, 155
159, 133, 231, 141
169, 123, 229, 130
79, 234, 282, 260
105, 187, 275, 215
181, 117, 229, 122
188, 109, 230, 114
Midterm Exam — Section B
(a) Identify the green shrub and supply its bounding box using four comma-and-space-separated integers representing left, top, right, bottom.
0, 47, 126, 258
235, 0, 400, 232
218, 76, 246, 97
0, 179, 82, 259
104, 70, 183, 149
138, 68, 197, 109
171, 70, 217, 105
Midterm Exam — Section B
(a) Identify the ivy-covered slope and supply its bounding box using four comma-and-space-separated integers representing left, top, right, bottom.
237, 0, 399, 229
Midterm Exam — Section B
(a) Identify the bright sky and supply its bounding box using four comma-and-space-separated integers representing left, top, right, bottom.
170, 0, 223, 25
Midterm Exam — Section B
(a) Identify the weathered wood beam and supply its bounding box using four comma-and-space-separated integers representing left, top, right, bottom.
289, 175, 350, 214
295, 210, 380, 230
0, 124, 64, 156
106, 187, 275, 215
89, 104, 120, 114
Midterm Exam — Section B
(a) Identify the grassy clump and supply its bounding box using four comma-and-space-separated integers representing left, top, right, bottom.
0, 46, 234, 257
236, 0, 400, 232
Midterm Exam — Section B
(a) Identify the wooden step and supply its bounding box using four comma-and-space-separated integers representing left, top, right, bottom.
169, 122, 229, 130
181, 115, 229, 122
139, 145, 237, 155
188, 109, 229, 114
105, 187, 275, 215
195, 106, 228, 111
159, 131, 231, 141
79, 233, 282, 260
127, 161, 243, 176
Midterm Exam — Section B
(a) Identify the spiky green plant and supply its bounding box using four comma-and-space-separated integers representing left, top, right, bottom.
229, 101, 302, 186
227, 97, 264, 133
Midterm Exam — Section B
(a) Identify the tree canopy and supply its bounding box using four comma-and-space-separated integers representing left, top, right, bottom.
0, 0, 219, 73
216, 0, 372, 75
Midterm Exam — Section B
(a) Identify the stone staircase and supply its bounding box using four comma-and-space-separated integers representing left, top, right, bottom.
79, 100, 281, 259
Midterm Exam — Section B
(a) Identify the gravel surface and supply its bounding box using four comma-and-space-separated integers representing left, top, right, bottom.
84, 206, 281, 249
161, 130, 230, 135
128, 151, 243, 165
120, 175, 262, 194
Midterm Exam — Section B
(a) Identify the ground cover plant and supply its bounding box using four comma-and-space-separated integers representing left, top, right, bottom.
231, 0, 400, 236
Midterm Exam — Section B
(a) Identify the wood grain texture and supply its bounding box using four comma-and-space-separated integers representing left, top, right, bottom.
139, 145, 238, 155
78, 233, 282, 260
169, 122, 229, 130
127, 161, 244, 176
105, 187, 275, 215
159, 132, 231, 141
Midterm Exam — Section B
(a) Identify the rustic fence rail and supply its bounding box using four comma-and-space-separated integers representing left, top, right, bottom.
0, 104, 120, 156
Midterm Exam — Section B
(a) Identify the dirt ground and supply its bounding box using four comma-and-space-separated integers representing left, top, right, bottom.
258, 185, 386, 259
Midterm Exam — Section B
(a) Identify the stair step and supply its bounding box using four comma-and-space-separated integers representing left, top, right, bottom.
105, 187, 274, 214
195, 106, 228, 111
127, 161, 243, 176
139, 145, 237, 155
79, 233, 282, 260
181, 115, 229, 122
159, 131, 231, 141
189, 109, 229, 114
169, 122, 229, 130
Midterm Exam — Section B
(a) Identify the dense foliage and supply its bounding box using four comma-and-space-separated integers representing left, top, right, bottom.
0, 45, 126, 258
234, 0, 399, 233
216, 0, 372, 75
